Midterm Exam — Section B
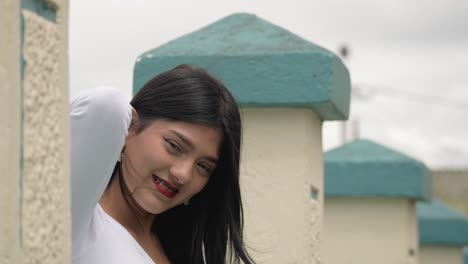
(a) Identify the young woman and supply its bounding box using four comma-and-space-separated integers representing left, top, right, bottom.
71, 65, 255, 264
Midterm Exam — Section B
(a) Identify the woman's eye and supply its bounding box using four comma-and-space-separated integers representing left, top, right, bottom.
198, 163, 213, 175
165, 139, 182, 155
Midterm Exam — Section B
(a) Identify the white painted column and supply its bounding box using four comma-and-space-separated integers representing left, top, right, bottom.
323, 197, 419, 264
241, 109, 323, 263
420, 246, 464, 264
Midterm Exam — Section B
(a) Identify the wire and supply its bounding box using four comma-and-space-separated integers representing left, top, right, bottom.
354, 83, 468, 112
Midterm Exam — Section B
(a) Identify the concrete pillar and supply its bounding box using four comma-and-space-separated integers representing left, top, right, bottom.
0, 1, 21, 263
240, 108, 323, 263
465, 247, 468, 264
418, 200, 468, 264
0, 0, 70, 263
133, 13, 350, 263
432, 169, 468, 215
323, 139, 432, 264
21, 0, 70, 262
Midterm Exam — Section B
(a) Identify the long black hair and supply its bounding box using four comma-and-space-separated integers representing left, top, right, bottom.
124, 64, 255, 264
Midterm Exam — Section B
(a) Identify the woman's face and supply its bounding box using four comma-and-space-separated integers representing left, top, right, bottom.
122, 118, 222, 214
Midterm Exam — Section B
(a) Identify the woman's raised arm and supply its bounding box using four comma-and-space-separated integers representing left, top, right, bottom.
70, 86, 132, 254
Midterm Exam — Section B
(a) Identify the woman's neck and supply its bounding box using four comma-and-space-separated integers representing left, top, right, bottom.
99, 174, 156, 236
100, 175, 172, 264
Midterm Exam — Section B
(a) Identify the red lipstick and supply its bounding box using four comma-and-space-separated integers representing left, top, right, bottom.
152, 175, 178, 199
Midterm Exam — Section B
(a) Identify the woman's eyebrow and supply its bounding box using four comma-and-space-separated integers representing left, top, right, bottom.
203, 156, 218, 164
169, 130, 194, 149
169, 130, 218, 163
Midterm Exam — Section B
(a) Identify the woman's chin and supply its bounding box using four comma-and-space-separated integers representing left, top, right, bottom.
134, 195, 173, 215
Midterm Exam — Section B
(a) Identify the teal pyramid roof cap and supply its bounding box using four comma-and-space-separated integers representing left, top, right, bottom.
325, 139, 432, 200
133, 13, 350, 120
418, 200, 468, 245
139, 13, 324, 56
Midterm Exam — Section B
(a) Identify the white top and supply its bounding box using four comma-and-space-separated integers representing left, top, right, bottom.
70, 87, 155, 264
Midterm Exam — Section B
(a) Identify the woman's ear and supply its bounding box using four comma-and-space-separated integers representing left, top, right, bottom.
128, 106, 140, 135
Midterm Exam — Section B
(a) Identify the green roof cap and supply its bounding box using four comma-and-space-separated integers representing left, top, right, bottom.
133, 13, 350, 120
325, 139, 432, 200
418, 200, 468, 245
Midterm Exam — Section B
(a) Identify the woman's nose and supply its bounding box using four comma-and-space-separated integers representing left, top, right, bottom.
169, 160, 193, 185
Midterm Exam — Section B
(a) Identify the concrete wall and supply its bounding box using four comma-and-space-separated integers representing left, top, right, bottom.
0, 0, 70, 263
433, 170, 468, 215
420, 246, 463, 264
21, 0, 70, 263
0, 1, 21, 263
323, 197, 419, 264
241, 108, 323, 264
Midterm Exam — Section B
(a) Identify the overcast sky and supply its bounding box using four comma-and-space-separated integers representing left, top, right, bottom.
70, 0, 468, 169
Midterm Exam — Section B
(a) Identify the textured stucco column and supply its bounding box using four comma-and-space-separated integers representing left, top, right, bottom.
0, 1, 21, 263
324, 139, 432, 264
133, 13, 350, 263
240, 108, 323, 263
418, 200, 468, 264
21, 0, 70, 263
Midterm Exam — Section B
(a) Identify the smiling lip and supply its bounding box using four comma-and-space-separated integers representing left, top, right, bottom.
152, 175, 178, 199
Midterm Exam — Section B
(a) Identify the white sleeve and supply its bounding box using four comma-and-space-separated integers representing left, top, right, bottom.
70, 86, 132, 254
